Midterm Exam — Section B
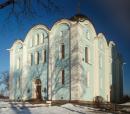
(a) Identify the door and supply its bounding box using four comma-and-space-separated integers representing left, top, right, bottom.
35, 79, 42, 100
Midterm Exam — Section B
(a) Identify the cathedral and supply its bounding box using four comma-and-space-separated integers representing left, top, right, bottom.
9, 14, 123, 103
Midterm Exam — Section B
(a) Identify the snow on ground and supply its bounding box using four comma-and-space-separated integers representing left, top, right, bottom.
0, 101, 112, 114
119, 102, 130, 112
120, 102, 130, 106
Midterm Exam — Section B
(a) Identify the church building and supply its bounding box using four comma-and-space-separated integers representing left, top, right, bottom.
9, 14, 123, 103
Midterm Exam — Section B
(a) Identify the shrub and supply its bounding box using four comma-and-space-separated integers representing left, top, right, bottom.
93, 96, 104, 108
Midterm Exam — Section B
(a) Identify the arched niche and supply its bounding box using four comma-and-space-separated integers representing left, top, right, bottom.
97, 33, 108, 50
50, 20, 71, 47
24, 24, 49, 48
50, 19, 71, 37
80, 20, 97, 41
108, 41, 117, 58
11, 40, 23, 53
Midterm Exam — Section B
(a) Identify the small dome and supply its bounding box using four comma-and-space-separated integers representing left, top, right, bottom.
70, 14, 89, 22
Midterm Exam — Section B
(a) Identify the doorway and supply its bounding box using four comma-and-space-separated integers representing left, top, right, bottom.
32, 79, 42, 100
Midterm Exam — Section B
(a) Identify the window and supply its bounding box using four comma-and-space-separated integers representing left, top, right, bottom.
40, 33, 44, 44
61, 70, 65, 85
59, 70, 65, 85
35, 51, 39, 64
100, 43, 103, 49
59, 44, 65, 59
17, 80, 19, 88
42, 49, 46, 63
17, 48, 20, 52
85, 47, 90, 63
30, 38, 33, 47
28, 53, 32, 66
60, 31, 63, 37
37, 34, 39, 45
86, 72, 90, 87
34, 35, 37, 46
16, 58, 20, 69
34, 34, 39, 45
99, 55, 103, 68
86, 31, 90, 40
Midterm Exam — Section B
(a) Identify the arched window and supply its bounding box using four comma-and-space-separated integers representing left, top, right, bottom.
59, 43, 65, 59
86, 71, 90, 87
99, 55, 103, 68
59, 31, 63, 37
62, 70, 65, 85
86, 30, 90, 40
35, 51, 39, 64
16, 58, 20, 69
40, 33, 44, 44
34, 34, 39, 46
59, 69, 65, 85
60, 70, 64, 85
29, 38, 33, 47
85, 47, 90, 63
100, 43, 103, 49
42, 49, 46, 63
28, 53, 32, 66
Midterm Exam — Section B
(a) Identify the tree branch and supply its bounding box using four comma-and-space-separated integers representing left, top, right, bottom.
0, 0, 14, 9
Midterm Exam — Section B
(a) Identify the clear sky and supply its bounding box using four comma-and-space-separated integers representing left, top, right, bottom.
0, 0, 130, 95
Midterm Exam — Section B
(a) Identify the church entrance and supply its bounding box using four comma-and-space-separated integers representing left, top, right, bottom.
35, 79, 42, 99
32, 79, 42, 100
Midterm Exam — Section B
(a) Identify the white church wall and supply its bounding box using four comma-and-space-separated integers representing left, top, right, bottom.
9, 16, 123, 103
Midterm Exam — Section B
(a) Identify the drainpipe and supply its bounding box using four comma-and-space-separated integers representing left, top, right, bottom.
69, 28, 71, 102
122, 62, 126, 99
47, 34, 49, 101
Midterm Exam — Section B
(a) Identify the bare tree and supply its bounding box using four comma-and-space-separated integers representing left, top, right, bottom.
0, 0, 14, 9
0, 0, 62, 34
0, 0, 61, 20
0, 71, 9, 96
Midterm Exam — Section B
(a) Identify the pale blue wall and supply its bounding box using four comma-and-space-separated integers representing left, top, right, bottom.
12, 43, 23, 100
13, 28, 49, 100
51, 24, 70, 100
98, 39, 105, 99
80, 25, 95, 101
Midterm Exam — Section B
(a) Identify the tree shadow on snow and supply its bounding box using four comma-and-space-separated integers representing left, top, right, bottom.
9, 101, 31, 114
61, 106, 86, 114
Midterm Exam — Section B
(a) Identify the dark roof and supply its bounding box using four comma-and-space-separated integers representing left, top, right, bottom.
70, 14, 90, 22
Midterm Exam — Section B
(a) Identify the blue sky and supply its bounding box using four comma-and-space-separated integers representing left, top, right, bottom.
0, 0, 130, 95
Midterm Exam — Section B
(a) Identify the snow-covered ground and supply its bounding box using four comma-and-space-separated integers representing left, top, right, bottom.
0, 100, 112, 114
120, 102, 130, 106
119, 102, 130, 112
